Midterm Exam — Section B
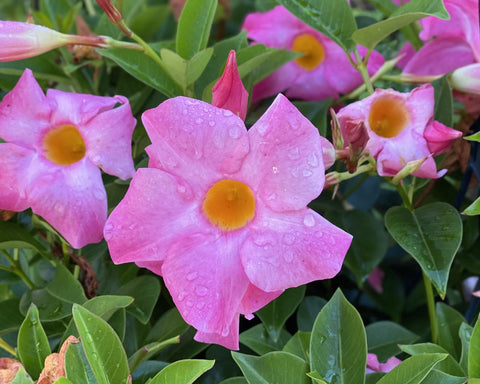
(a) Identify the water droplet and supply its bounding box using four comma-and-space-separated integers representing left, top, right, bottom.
272, 166, 279, 174
223, 110, 233, 117
178, 292, 186, 301
196, 302, 205, 309
104, 232, 112, 241
209, 121, 215, 127
195, 118, 203, 125
303, 214, 315, 227
302, 169, 313, 177
308, 153, 318, 167
128, 223, 137, 230
284, 249, 294, 262
182, 109, 188, 115
221, 324, 230, 337
265, 193, 277, 201
291, 168, 299, 178
288, 147, 300, 160
283, 233, 295, 245
93, 189, 104, 200
186, 300, 194, 308
195, 285, 208, 297
104, 223, 113, 231
177, 185, 186, 194
186, 272, 197, 281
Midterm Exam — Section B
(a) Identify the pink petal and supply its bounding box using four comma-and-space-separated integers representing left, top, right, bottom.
238, 284, 283, 318
319, 136, 336, 170
240, 207, 352, 292
212, 50, 249, 121
395, 41, 415, 69
194, 317, 240, 350
241, 94, 325, 212
424, 121, 462, 155
285, 63, 340, 101
104, 168, 202, 266
162, 233, 250, 341
402, 39, 475, 76
367, 267, 384, 294
252, 63, 299, 103
142, 97, 249, 190
82, 95, 136, 179
366, 353, 382, 373
26, 157, 106, 248
0, 69, 50, 147
0, 143, 32, 211
381, 356, 402, 372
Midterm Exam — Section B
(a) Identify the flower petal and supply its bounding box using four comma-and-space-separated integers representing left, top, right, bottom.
82, 95, 136, 179
194, 317, 240, 350
241, 94, 325, 211
252, 63, 299, 103
240, 208, 352, 292
142, 97, 249, 190
104, 168, 202, 266
238, 284, 283, 318
424, 120, 462, 155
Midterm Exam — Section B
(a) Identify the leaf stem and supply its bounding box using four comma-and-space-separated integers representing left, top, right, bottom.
0, 337, 16, 357
423, 271, 439, 343
0, 249, 35, 289
354, 49, 374, 95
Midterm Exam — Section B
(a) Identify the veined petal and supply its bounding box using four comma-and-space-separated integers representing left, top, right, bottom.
240, 208, 352, 292
104, 168, 202, 266
241, 94, 325, 211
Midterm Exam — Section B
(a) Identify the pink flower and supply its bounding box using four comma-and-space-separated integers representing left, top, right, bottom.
104, 94, 352, 349
336, 84, 462, 178
0, 69, 136, 248
367, 267, 385, 294
401, 0, 479, 76
0, 21, 110, 62
242, 6, 384, 102
212, 50, 249, 120
366, 353, 401, 374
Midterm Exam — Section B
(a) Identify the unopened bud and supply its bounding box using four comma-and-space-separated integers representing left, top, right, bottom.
96, 0, 123, 24
448, 63, 480, 95
330, 108, 344, 150
391, 156, 428, 184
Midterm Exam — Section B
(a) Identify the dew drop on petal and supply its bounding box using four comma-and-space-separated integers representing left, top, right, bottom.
186, 299, 194, 308
272, 166, 279, 174
186, 272, 198, 281
221, 324, 230, 337
283, 233, 295, 245
308, 153, 319, 167
104, 223, 114, 231
196, 302, 205, 309
195, 285, 208, 297
178, 292, 187, 301
303, 213, 315, 227
223, 110, 233, 117
229, 125, 241, 139
195, 118, 203, 125
284, 249, 294, 263
209, 121, 216, 127
302, 169, 313, 177
288, 147, 300, 160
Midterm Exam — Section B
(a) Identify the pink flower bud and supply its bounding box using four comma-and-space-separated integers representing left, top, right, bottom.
424, 121, 462, 155
449, 63, 480, 95
0, 21, 108, 62
95, 0, 123, 24
212, 50, 249, 121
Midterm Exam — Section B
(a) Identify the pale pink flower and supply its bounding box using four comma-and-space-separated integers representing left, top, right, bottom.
212, 50, 248, 120
104, 94, 352, 349
366, 353, 401, 374
0, 69, 136, 248
241, 5, 384, 103
336, 84, 462, 178
0, 20, 110, 62
401, 0, 479, 76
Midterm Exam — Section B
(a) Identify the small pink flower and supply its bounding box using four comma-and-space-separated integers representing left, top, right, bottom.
212, 50, 249, 120
401, 0, 479, 76
336, 84, 462, 178
242, 6, 384, 102
0, 21, 109, 62
0, 69, 136, 248
366, 353, 401, 374
104, 94, 352, 349
367, 267, 384, 294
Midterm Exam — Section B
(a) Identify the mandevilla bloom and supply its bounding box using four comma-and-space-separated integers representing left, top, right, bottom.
0, 69, 136, 248
211, 50, 249, 120
242, 5, 384, 102
366, 353, 401, 374
104, 94, 352, 349
0, 20, 111, 62
336, 84, 462, 178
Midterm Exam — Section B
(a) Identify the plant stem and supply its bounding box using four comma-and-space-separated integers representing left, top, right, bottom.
423, 271, 439, 343
0, 337, 16, 357
1, 250, 35, 289
354, 49, 374, 94
395, 183, 413, 210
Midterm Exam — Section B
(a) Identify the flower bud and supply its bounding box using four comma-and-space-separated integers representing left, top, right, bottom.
424, 120, 462, 155
96, 0, 123, 24
448, 63, 480, 95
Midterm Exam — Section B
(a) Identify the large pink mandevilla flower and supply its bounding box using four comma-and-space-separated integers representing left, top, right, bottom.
104, 94, 352, 349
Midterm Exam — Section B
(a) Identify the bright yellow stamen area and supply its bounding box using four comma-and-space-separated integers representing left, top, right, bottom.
43, 124, 86, 165
203, 179, 255, 231
368, 97, 410, 138
292, 33, 325, 71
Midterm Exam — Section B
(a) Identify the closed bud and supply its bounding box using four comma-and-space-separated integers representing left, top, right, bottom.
448, 63, 480, 95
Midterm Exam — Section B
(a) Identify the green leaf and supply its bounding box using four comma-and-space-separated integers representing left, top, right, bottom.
98, 47, 183, 98
117, 275, 160, 324
64, 341, 96, 384
400, 343, 464, 376
283, 331, 311, 361
10, 368, 34, 384
46, 263, 87, 305
418, 370, 467, 384
218, 378, 248, 384
366, 321, 419, 361
0, 298, 24, 335
352, 0, 449, 50
464, 132, 480, 142
176, 0, 217, 59
239, 324, 291, 355
385, 202, 463, 298
128, 336, 180, 372
187, 48, 214, 86
146, 307, 190, 344
436, 303, 464, 360
256, 286, 305, 342
20, 289, 72, 321
432, 76, 454, 127
17, 304, 51, 379
276, 0, 357, 52
376, 353, 448, 384
307, 371, 329, 384
0, 221, 49, 257
296, 296, 327, 332
469, 316, 480, 378
72, 304, 130, 384
148, 359, 215, 384
459, 322, 473, 373
463, 197, 480, 216
310, 289, 367, 384
232, 351, 310, 384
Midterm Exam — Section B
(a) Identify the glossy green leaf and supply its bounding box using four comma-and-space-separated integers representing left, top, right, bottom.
256, 286, 305, 342
117, 275, 160, 324
276, 0, 357, 52
17, 304, 51, 379
232, 351, 309, 384
307, 371, 329, 384
310, 289, 367, 384
0, 222, 49, 257
239, 324, 291, 355
46, 263, 87, 305
0, 298, 24, 335
433, 76, 454, 127
296, 296, 327, 332
376, 353, 447, 384
218, 378, 248, 384
418, 370, 467, 384
352, 0, 449, 50
148, 359, 215, 384
20, 289, 72, 321
176, 0, 217, 59
366, 321, 419, 361
400, 343, 464, 376
72, 304, 129, 384
128, 336, 180, 372
469, 316, 480, 378
64, 341, 96, 384
436, 303, 464, 360
99, 47, 183, 98
463, 197, 480, 216
9, 368, 34, 384
385, 202, 462, 298
146, 307, 190, 344
459, 322, 473, 373
283, 331, 311, 361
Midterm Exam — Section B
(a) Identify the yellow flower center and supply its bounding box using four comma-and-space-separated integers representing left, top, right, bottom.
292, 33, 325, 71
43, 124, 86, 165
202, 179, 255, 231
368, 97, 409, 138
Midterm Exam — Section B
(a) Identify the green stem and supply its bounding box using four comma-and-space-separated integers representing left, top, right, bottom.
395, 183, 413, 210
0, 337, 16, 357
1, 250, 35, 289
423, 271, 439, 343
354, 49, 374, 94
